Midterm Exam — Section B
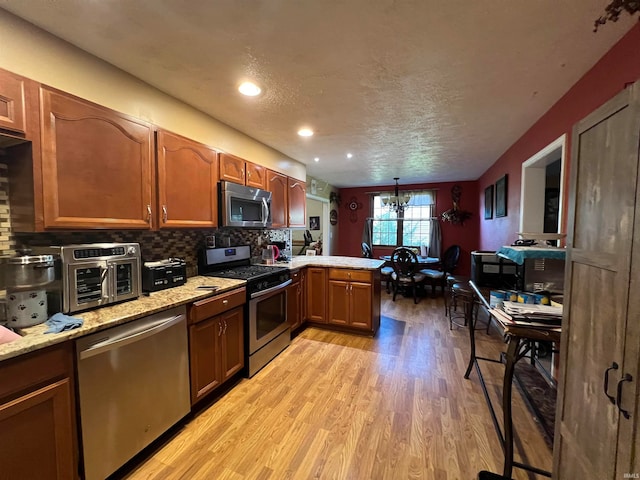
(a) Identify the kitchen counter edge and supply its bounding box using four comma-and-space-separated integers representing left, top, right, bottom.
0, 276, 246, 363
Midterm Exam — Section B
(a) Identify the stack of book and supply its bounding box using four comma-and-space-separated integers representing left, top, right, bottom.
494, 301, 563, 328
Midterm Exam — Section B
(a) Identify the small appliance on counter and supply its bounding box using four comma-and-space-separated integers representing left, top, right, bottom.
1, 248, 56, 328
142, 258, 187, 292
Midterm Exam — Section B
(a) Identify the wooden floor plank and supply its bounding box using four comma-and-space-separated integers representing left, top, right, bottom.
125, 294, 553, 480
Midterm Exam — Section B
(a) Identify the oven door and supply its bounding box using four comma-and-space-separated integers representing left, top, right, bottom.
108, 258, 140, 303
67, 261, 109, 312
248, 280, 292, 354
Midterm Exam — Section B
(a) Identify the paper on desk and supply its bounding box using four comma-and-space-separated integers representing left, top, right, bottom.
502, 301, 563, 318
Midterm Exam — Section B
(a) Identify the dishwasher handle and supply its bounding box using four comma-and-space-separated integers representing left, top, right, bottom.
78, 313, 185, 360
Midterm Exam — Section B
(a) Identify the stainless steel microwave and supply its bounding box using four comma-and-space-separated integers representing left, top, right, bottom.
33, 243, 141, 314
219, 180, 272, 228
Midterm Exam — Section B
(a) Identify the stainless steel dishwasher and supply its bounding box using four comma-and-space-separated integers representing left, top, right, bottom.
76, 305, 190, 480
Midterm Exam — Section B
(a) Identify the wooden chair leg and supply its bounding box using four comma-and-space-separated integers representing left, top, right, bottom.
392, 281, 398, 301
413, 282, 419, 304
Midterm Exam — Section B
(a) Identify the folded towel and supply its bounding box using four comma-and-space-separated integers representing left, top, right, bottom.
45, 313, 83, 334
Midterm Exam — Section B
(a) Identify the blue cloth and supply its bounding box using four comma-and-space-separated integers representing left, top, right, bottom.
45, 313, 83, 334
496, 246, 566, 265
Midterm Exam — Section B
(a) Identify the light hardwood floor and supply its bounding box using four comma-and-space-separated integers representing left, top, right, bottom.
125, 295, 552, 480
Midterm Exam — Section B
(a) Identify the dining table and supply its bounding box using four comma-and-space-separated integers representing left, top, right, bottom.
379, 255, 440, 266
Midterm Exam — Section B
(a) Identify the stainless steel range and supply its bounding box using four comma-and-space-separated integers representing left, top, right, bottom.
199, 245, 291, 377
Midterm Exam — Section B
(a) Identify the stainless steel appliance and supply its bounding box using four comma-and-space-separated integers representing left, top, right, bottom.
142, 258, 187, 292
1, 249, 56, 327
199, 245, 291, 377
76, 306, 190, 480
219, 180, 272, 228
33, 243, 141, 314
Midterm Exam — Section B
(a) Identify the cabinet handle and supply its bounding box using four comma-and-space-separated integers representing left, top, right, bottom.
146, 204, 152, 223
222, 299, 228, 305
218, 321, 223, 337
350, 284, 353, 293
604, 362, 619, 404
616, 373, 633, 419
162, 205, 168, 223
223, 319, 228, 335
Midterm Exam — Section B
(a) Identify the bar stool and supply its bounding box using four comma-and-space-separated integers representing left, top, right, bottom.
449, 282, 485, 331
477, 471, 509, 480
444, 274, 469, 317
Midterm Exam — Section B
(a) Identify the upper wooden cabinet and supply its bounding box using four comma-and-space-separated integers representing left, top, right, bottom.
219, 153, 267, 189
0, 68, 27, 135
267, 170, 288, 228
156, 130, 218, 229
40, 87, 154, 229
287, 178, 306, 228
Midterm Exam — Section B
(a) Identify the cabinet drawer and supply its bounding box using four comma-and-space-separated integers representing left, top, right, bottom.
290, 269, 301, 285
0, 342, 73, 402
189, 288, 246, 323
328, 269, 372, 283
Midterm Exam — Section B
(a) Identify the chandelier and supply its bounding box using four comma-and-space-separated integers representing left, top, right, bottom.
381, 177, 412, 213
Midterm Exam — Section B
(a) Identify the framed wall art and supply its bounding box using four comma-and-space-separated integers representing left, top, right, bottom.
484, 185, 494, 220
495, 175, 508, 218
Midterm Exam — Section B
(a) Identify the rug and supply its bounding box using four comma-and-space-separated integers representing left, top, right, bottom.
513, 360, 557, 449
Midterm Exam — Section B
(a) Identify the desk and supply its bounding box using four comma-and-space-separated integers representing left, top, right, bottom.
465, 281, 561, 479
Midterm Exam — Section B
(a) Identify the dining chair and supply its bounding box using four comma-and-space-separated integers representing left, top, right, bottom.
390, 247, 425, 304
420, 244, 461, 297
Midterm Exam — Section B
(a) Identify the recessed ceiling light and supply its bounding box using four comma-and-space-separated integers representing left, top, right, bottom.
347, 153, 353, 159
314, 157, 320, 162
298, 128, 314, 137
238, 81, 262, 96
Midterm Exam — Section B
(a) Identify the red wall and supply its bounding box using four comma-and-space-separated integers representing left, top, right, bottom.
335, 181, 479, 276
478, 23, 640, 250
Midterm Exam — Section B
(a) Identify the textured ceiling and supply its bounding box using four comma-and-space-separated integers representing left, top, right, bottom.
0, 1, 634, 187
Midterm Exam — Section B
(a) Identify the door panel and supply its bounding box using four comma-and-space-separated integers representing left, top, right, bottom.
328, 280, 349, 325
349, 282, 372, 329
220, 307, 244, 380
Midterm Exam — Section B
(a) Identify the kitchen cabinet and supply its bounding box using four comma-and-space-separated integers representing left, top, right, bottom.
287, 268, 306, 332
0, 68, 28, 136
553, 80, 640, 479
287, 177, 307, 228
0, 342, 78, 480
268, 170, 288, 228
327, 268, 375, 332
306, 267, 327, 323
156, 129, 218, 228
219, 152, 267, 189
39, 86, 154, 229
188, 288, 245, 405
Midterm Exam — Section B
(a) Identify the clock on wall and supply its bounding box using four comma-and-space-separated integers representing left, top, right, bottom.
345, 196, 362, 223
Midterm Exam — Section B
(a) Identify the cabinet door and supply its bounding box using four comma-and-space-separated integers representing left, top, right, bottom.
287, 282, 301, 331
245, 162, 267, 189
0, 378, 76, 480
0, 68, 27, 135
157, 130, 218, 228
268, 170, 288, 228
306, 267, 326, 323
219, 153, 246, 184
287, 178, 306, 227
220, 307, 244, 381
189, 317, 222, 404
40, 87, 153, 229
554, 84, 640, 479
328, 280, 350, 326
300, 269, 307, 324
349, 281, 372, 330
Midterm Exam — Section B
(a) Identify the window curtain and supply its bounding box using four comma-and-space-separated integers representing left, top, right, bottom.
428, 219, 442, 258
362, 218, 373, 249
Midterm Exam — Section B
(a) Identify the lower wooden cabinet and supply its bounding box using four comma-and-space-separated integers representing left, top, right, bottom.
287, 268, 306, 332
0, 343, 78, 480
306, 267, 327, 323
327, 269, 374, 332
188, 305, 244, 404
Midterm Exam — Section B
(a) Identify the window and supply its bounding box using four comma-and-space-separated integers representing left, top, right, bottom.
372, 191, 435, 247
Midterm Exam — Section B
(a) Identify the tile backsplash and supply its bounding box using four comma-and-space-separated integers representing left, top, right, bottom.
1, 163, 292, 277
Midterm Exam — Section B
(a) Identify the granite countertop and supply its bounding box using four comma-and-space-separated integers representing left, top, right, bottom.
0, 255, 383, 363
284, 255, 385, 270
0, 276, 246, 363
